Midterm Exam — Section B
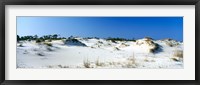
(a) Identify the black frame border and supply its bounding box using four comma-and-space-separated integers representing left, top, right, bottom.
0, 0, 200, 85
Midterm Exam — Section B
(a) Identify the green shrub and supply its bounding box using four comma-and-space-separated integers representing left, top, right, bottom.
44, 42, 52, 47
36, 39, 43, 43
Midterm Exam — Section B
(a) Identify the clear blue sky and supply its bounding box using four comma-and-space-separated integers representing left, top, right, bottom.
17, 17, 183, 41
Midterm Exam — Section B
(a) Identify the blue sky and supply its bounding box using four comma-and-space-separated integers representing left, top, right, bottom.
17, 17, 183, 41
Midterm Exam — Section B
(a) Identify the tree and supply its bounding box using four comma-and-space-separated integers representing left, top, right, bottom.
52, 34, 58, 39
49, 35, 52, 39
43, 35, 49, 40
33, 35, 38, 40
17, 35, 20, 42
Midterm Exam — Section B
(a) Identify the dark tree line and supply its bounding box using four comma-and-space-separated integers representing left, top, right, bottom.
17, 34, 137, 43
17, 34, 66, 42
106, 37, 135, 42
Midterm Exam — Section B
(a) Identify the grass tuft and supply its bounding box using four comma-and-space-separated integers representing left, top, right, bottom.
83, 58, 91, 68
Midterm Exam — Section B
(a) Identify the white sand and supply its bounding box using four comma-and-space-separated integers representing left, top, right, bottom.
16, 38, 183, 69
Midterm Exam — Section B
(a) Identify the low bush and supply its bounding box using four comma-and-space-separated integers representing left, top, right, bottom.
44, 42, 52, 47
36, 39, 44, 43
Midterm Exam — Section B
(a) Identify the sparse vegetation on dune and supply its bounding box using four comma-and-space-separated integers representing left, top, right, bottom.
162, 38, 180, 47
43, 42, 52, 47
46, 65, 70, 68
113, 47, 120, 51
144, 57, 155, 62
136, 37, 161, 53
170, 50, 183, 62
173, 50, 183, 58
81, 52, 137, 68
149, 43, 160, 53
36, 52, 45, 56
119, 43, 130, 48
125, 55, 136, 68
97, 41, 103, 44
165, 41, 180, 47
95, 58, 105, 67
